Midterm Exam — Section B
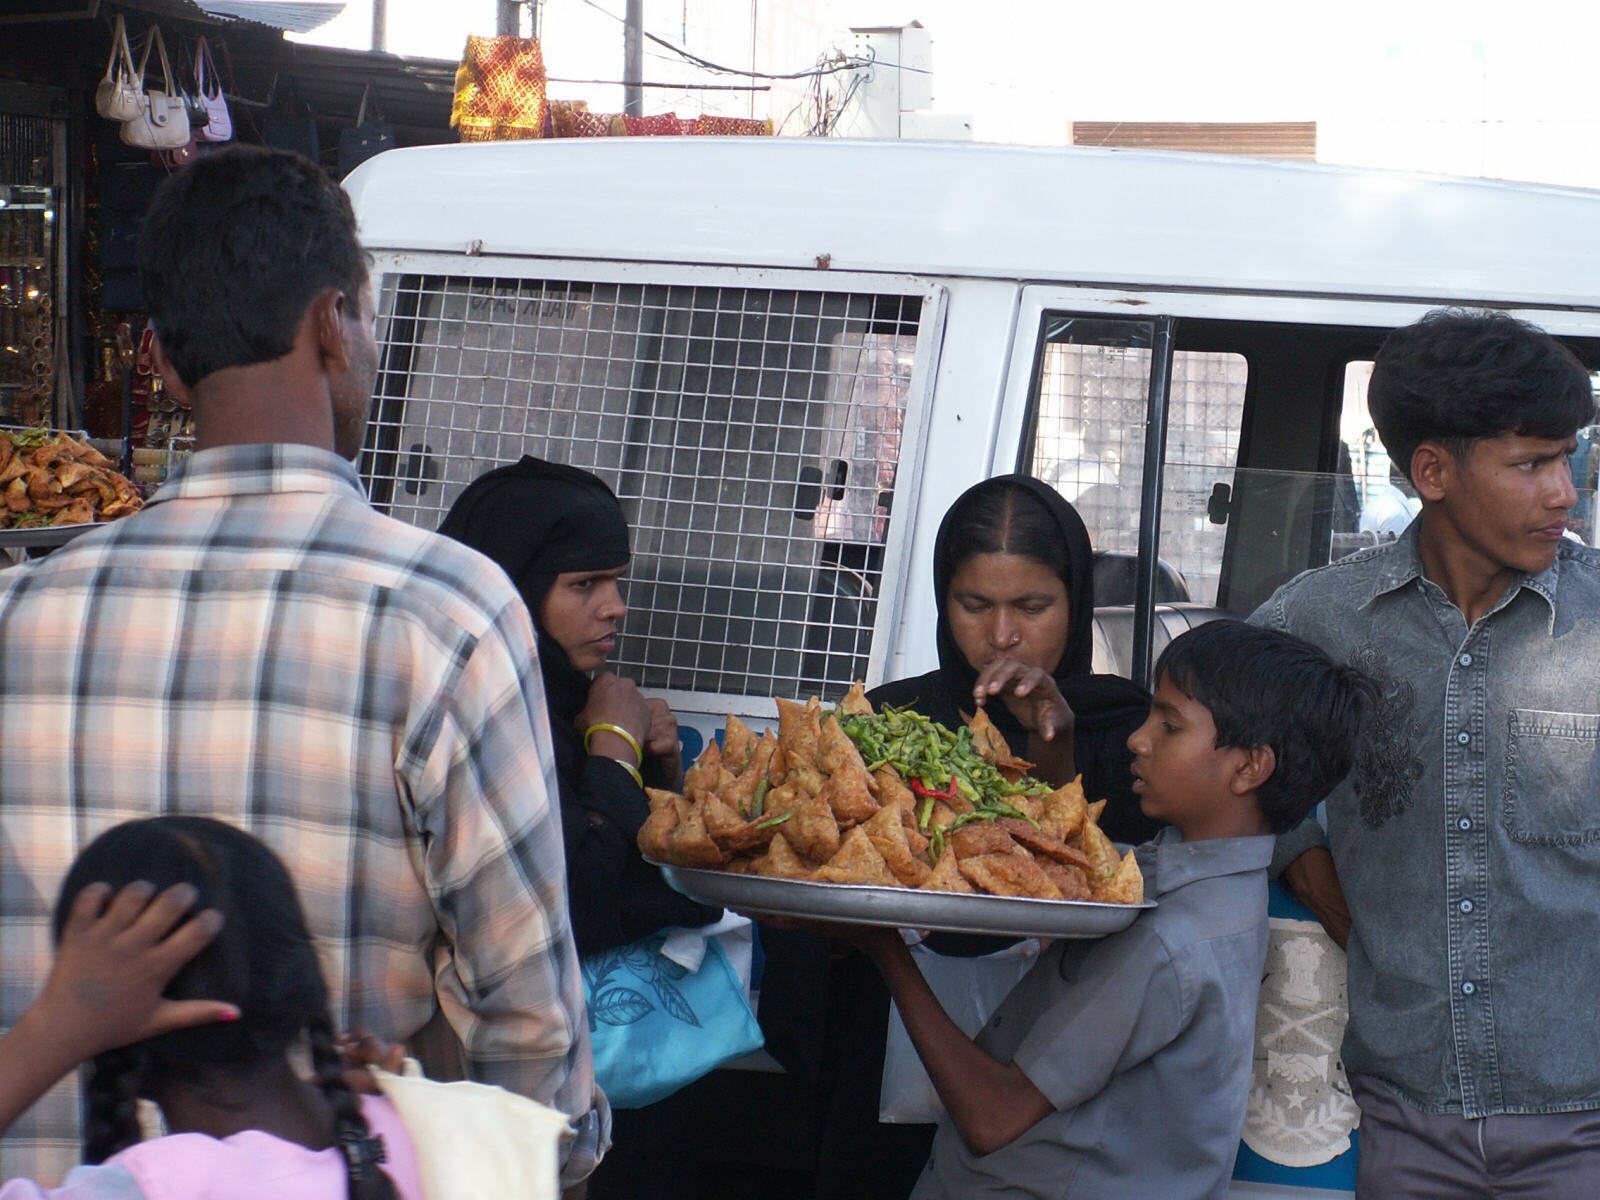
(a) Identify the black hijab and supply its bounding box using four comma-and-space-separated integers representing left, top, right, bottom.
929, 473, 1149, 747
437, 456, 630, 726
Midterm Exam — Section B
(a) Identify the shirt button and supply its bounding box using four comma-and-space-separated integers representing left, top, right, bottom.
1459, 899, 1474, 914
1457, 731, 1471, 745
1459, 817, 1473, 831
1462, 981, 1476, 995
1458, 652, 1473, 666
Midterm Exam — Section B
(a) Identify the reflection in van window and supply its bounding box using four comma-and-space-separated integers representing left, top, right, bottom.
362, 275, 926, 699
1337, 359, 1414, 553
1029, 337, 1246, 606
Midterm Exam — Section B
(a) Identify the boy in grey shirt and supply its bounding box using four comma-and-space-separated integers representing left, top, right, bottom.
840, 621, 1370, 1199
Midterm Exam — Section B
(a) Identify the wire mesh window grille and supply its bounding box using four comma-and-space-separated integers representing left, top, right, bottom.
1027, 323, 1246, 607
363, 274, 922, 700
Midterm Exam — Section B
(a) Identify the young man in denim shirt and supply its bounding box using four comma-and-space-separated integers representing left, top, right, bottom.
1253, 309, 1600, 1196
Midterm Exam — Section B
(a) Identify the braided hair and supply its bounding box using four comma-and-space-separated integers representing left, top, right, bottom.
54, 817, 398, 1200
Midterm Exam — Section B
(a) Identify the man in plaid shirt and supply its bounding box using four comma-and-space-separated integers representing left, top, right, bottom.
0, 146, 607, 1191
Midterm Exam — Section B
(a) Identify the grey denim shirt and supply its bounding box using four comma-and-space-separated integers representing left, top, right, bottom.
1252, 523, 1600, 1118
911, 830, 1273, 1200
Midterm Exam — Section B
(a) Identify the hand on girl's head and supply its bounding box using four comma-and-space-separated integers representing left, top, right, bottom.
42, 880, 238, 1059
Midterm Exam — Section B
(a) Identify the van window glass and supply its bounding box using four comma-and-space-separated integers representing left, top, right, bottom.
363, 275, 924, 700
1028, 327, 1246, 606
1334, 358, 1416, 554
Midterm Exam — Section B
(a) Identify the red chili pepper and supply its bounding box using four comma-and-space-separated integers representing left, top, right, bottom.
910, 776, 959, 800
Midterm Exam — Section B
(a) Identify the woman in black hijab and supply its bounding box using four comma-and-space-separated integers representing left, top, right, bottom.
437, 457, 720, 958
806, 475, 1159, 1200
870, 473, 1158, 840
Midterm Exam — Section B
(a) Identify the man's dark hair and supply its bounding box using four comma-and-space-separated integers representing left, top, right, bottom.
136, 145, 368, 388
1368, 308, 1595, 484
1154, 620, 1373, 835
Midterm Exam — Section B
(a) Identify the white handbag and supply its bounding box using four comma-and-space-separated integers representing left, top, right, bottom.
120, 27, 191, 151
193, 36, 233, 143
94, 13, 145, 123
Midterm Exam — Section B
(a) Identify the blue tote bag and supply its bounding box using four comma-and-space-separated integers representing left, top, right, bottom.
582, 927, 764, 1109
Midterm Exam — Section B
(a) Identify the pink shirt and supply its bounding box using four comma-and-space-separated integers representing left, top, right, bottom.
0, 1096, 423, 1200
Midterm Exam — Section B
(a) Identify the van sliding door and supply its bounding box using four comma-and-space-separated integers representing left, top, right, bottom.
359, 263, 944, 722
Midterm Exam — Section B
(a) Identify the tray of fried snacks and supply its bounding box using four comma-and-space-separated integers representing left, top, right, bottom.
0, 428, 142, 545
641, 683, 1151, 939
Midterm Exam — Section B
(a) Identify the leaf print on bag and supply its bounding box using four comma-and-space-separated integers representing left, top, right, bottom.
580, 948, 621, 995
620, 939, 660, 976
586, 931, 705, 1031
592, 986, 654, 1027
650, 975, 702, 1027
1349, 643, 1425, 830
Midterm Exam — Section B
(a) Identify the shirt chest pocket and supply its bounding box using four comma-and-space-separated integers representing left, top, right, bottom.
1503, 709, 1600, 845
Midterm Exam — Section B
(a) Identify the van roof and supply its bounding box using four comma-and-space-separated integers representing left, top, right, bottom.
344, 138, 1600, 310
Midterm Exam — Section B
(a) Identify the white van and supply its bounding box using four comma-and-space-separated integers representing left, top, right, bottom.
344, 139, 1600, 1197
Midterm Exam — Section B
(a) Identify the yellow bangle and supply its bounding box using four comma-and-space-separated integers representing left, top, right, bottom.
607, 757, 644, 788
585, 722, 643, 767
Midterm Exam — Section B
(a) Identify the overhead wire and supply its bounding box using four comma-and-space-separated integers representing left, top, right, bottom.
571, 0, 876, 81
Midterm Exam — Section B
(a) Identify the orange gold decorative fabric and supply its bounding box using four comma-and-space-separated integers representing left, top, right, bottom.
451, 35, 549, 142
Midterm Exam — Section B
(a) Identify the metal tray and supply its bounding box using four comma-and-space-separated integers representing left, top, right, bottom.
656, 861, 1152, 939
0, 523, 106, 550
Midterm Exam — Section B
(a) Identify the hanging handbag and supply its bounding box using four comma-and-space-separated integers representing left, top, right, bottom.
262, 75, 320, 161
120, 27, 191, 152
193, 36, 233, 142
582, 918, 764, 1109
95, 13, 145, 122
160, 138, 199, 170
156, 37, 205, 169
338, 82, 396, 176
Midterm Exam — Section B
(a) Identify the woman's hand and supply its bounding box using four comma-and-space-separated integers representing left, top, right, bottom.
972, 657, 1076, 741
576, 672, 652, 771
643, 698, 684, 792
39, 881, 236, 1055
0, 882, 235, 1135
337, 1030, 408, 1094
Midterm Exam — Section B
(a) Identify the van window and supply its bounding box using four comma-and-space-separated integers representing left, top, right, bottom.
1025, 317, 1246, 606
363, 274, 925, 700
1333, 359, 1412, 557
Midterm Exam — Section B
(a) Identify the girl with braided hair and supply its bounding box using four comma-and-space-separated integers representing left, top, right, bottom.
0, 817, 422, 1199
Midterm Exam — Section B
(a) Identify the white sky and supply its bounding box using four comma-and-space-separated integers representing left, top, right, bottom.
293, 0, 1600, 188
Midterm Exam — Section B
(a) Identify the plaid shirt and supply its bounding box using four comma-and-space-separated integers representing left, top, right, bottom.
0, 444, 606, 1186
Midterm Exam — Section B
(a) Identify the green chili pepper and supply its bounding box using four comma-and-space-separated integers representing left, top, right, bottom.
751, 809, 795, 831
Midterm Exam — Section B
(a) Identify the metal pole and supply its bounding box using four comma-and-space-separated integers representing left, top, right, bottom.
1130, 315, 1176, 692
624, 0, 644, 116
371, 0, 386, 52
497, 0, 521, 35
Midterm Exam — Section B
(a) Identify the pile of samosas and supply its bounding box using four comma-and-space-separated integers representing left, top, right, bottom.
639, 683, 1143, 905
0, 430, 142, 529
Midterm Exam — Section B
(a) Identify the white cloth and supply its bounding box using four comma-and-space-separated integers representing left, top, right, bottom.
374, 1061, 570, 1200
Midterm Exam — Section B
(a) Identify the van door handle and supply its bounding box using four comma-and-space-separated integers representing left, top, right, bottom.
403, 443, 438, 497
828, 458, 848, 500
1207, 482, 1231, 525
795, 465, 822, 518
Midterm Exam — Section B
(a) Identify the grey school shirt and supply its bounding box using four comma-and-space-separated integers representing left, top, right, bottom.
1252, 525, 1600, 1118
911, 830, 1273, 1200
